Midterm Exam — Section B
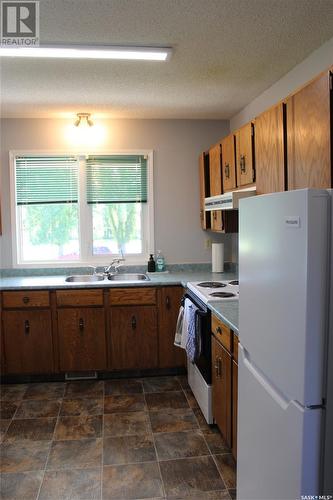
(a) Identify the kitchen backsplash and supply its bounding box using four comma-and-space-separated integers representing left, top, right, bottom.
0, 262, 237, 278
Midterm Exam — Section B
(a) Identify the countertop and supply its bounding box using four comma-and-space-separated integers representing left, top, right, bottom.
208, 300, 239, 333
0, 270, 239, 334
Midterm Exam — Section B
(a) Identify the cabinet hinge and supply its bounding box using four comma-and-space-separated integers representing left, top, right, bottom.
329, 72, 333, 91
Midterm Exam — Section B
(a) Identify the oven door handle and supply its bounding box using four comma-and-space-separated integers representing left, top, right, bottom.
182, 293, 207, 316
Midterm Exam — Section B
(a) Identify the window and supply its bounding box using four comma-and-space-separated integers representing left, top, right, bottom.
11, 152, 154, 266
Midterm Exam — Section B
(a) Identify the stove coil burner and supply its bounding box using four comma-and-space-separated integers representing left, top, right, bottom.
228, 280, 239, 286
197, 282, 227, 288
209, 292, 236, 298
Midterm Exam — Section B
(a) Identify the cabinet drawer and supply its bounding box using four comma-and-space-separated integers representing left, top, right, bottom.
110, 288, 157, 306
3, 291, 50, 309
212, 314, 232, 352
233, 332, 239, 363
56, 289, 103, 307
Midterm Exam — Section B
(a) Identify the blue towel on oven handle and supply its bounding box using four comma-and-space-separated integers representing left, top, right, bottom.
185, 302, 201, 363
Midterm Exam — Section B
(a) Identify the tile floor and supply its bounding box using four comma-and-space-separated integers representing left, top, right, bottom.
0, 376, 236, 499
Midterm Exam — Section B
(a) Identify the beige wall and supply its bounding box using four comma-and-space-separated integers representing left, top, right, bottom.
230, 36, 333, 130
0, 118, 232, 268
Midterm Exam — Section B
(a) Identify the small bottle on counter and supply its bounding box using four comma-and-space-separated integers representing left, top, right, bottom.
156, 250, 165, 272
148, 254, 156, 272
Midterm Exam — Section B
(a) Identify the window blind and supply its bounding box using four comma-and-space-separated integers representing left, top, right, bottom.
15, 156, 78, 205
86, 155, 147, 204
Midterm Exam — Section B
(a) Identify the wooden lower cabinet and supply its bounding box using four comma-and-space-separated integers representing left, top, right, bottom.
212, 335, 232, 447
158, 286, 185, 368
110, 305, 158, 370
232, 359, 238, 460
1, 285, 184, 376
3, 310, 54, 374
57, 308, 106, 371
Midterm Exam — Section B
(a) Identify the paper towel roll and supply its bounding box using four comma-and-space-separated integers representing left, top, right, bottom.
212, 243, 224, 273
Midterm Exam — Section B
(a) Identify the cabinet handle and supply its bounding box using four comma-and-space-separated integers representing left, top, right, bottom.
224, 163, 230, 179
24, 320, 30, 335
213, 211, 217, 221
216, 326, 222, 335
22, 296, 30, 304
214, 358, 219, 377
200, 209, 204, 221
166, 296, 171, 310
131, 315, 137, 330
240, 155, 246, 174
79, 318, 84, 332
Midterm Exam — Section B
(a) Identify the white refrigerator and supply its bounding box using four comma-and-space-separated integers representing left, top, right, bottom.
237, 188, 332, 500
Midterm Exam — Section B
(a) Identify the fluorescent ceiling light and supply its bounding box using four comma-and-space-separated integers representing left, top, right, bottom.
0, 45, 172, 61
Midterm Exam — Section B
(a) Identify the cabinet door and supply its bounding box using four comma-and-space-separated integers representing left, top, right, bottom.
212, 336, 232, 446
3, 310, 53, 374
209, 143, 223, 231
58, 308, 106, 371
199, 152, 210, 230
286, 72, 331, 190
255, 103, 286, 194
110, 306, 158, 370
221, 134, 237, 191
236, 123, 255, 187
221, 211, 238, 234
232, 360, 238, 460
158, 286, 185, 368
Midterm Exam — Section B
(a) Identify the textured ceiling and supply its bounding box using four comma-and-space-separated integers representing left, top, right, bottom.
1, 0, 333, 119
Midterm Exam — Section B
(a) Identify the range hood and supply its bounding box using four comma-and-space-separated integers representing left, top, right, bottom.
205, 187, 256, 211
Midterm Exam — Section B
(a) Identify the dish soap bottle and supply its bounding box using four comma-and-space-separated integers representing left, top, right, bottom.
156, 250, 165, 272
147, 254, 156, 272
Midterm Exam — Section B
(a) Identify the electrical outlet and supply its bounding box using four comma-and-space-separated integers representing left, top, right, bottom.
205, 238, 212, 249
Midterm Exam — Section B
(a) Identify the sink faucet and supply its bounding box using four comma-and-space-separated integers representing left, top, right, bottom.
104, 258, 125, 275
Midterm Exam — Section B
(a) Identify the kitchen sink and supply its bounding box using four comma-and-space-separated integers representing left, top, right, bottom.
107, 273, 150, 281
65, 274, 105, 283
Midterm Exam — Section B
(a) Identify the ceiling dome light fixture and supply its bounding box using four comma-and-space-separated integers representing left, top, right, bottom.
0, 44, 172, 61
74, 113, 93, 127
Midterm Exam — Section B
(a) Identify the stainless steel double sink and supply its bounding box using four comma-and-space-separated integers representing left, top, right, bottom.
65, 273, 150, 283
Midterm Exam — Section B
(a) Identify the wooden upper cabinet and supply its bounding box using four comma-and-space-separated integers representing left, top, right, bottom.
158, 286, 185, 368
209, 143, 222, 196
286, 71, 332, 190
255, 103, 286, 194
209, 143, 223, 231
235, 123, 255, 187
221, 134, 237, 192
199, 152, 210, 230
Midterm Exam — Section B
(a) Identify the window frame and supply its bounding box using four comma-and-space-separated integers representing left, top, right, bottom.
9, 149, 155, 268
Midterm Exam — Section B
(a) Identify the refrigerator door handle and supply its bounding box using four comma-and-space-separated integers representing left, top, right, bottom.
241, 345, 291, 411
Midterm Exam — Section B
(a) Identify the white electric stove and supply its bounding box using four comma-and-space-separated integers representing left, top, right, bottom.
187, 280, 239, 304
